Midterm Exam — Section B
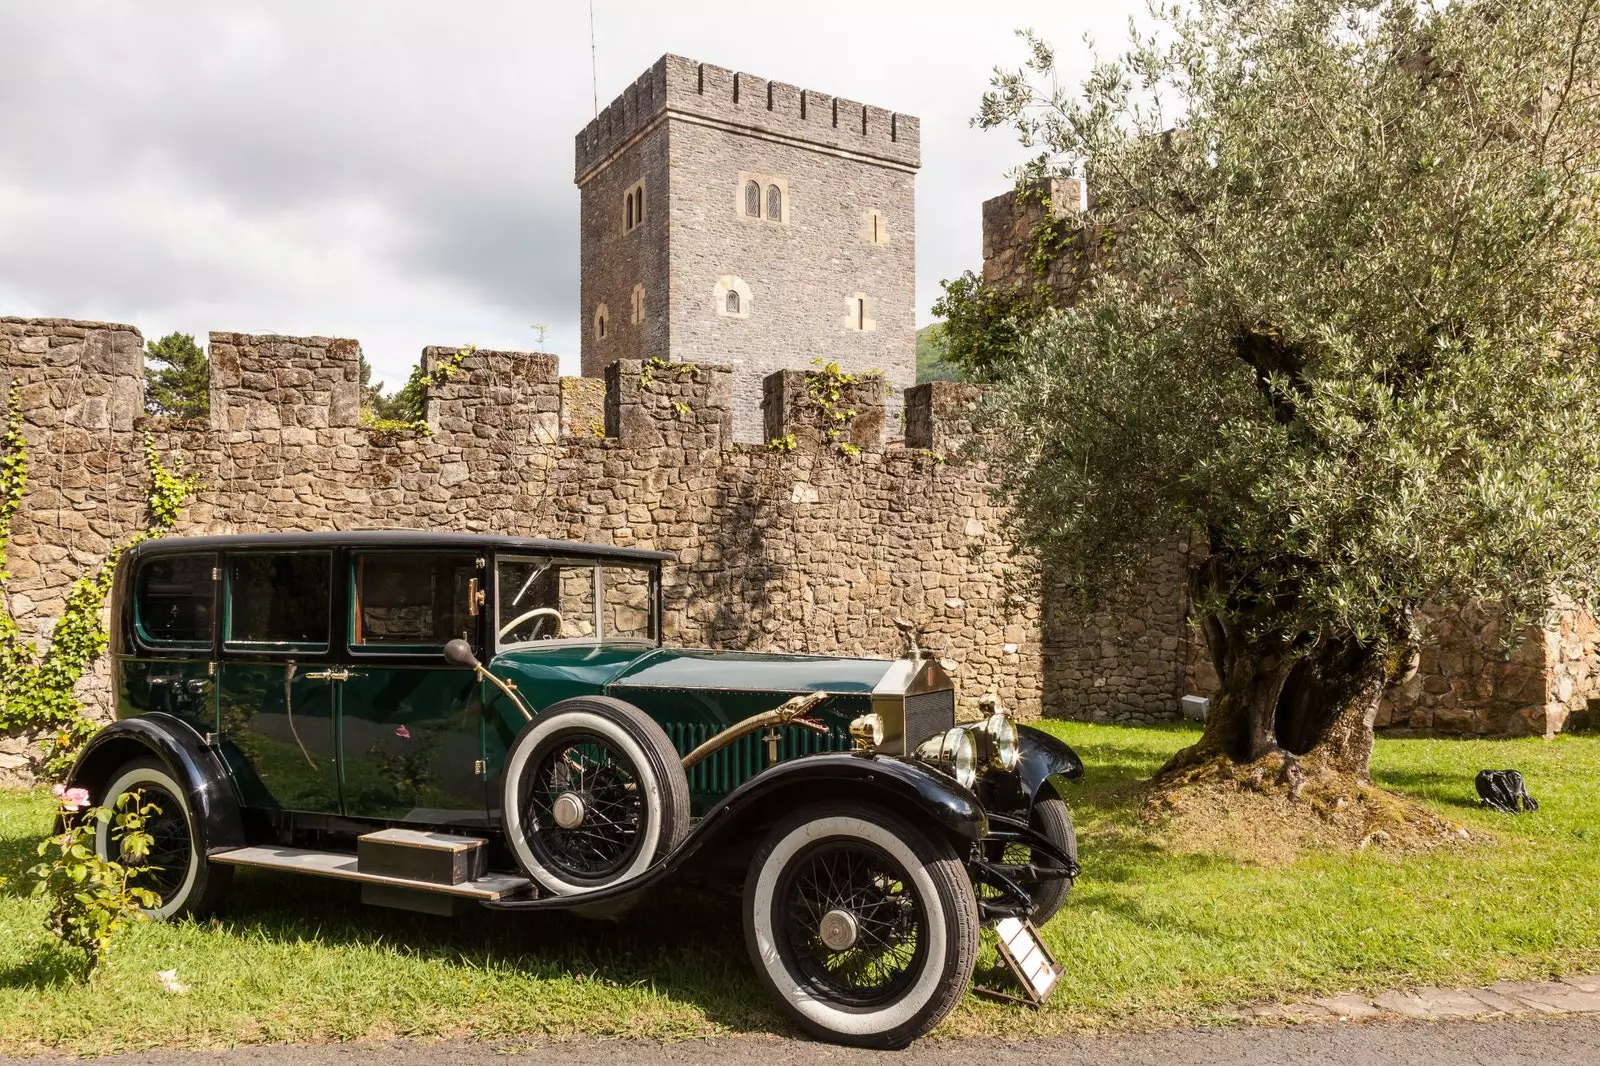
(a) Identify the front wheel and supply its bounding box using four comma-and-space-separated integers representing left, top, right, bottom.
94, 758, 231, 919
743, 802, 979, 1049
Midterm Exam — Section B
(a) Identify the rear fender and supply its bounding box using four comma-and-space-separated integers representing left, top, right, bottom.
66, 714, 246, 853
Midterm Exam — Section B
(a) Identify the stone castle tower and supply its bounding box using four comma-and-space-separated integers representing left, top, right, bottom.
575, 55, 920, 440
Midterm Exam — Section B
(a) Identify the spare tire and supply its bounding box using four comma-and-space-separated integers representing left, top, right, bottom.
501, 696, 690, 895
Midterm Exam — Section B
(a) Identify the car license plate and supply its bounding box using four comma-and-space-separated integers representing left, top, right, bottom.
994, 917, 1062, 1004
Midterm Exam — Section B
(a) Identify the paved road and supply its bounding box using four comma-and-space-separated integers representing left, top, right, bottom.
10, 1017, 1600, 1066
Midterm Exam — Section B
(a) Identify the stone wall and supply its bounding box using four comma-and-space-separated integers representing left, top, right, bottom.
0, 316, 1042, 781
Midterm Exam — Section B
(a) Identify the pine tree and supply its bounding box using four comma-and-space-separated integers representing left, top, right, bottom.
144, 333, 209, 420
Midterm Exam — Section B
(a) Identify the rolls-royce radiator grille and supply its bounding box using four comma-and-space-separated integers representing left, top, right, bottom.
666, 721, 853, 796
904, 688, 956, 749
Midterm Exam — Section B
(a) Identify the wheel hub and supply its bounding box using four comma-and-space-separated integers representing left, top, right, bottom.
551, 791, 586, 829
818, 908, 859, 952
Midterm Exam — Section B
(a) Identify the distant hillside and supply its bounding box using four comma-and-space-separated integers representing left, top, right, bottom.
916, 323, 965, 382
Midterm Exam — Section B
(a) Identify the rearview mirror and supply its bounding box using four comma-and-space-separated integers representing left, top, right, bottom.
443, 638, 480, 669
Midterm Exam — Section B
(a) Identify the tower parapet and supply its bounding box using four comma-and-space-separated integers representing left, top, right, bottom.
575, 54, 920, 184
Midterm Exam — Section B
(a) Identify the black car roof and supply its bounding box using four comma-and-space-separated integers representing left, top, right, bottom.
123, 530, 675, 563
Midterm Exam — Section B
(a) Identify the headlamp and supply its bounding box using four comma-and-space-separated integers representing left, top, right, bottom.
848, 713, 885, 750
983, 711, 1019, 771
913, 727, 978, 790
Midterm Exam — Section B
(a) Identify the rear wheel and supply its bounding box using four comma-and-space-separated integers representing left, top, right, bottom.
94, 758, 231, 918
502, 696, 690, 895
743, 802, 979, 1049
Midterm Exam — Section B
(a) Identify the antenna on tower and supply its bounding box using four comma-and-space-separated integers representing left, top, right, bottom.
589, 0, 599, 118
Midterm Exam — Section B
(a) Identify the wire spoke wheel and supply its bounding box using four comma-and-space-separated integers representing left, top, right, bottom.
777, 839, 928, 1008
520, 730, 646, 883
108, 782, 194, 907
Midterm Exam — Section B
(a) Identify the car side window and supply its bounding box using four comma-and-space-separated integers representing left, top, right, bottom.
351, 552, 477, 649
134, 553, 216, 647
226, 552, 332, 649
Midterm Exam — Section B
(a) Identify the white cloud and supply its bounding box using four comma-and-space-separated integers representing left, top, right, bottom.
0, 0, 1140, 386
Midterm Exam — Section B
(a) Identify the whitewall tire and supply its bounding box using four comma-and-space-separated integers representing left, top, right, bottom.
743, 802, 980, 1048
95, 758, 230, 918
501, 696, 690, 895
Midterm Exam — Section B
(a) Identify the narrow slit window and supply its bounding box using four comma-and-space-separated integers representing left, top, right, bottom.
767, 184, 782, 221
744, 180, 761, 217
857, 298, 867, 331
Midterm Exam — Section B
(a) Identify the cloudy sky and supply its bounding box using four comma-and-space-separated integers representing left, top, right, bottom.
0, 1, 1139, 385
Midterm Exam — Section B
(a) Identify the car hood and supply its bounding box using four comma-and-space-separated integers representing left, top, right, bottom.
607, 647, 897, 695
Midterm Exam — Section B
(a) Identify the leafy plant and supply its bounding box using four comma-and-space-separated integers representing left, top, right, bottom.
359, 345, 478, 429
806, 359, 864, 455
30, 786, 160, 980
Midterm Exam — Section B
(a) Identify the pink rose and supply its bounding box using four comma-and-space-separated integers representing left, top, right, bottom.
394, 725, 410, 739
53, 784, 90, 812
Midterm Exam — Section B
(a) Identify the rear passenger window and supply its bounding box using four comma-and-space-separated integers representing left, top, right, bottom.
352, 553, 476, 648
135, 554, 216, 647
226, 553, 332, 648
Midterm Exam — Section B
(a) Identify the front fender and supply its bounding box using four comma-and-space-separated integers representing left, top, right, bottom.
66, 714, 246, 854
1017, 724, 1083, 803
977, 724, 1085, 815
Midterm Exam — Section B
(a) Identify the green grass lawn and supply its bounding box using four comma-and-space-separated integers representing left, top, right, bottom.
2, 722, 1598, 1053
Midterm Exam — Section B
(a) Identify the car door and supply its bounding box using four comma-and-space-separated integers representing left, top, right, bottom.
338, 549, 489, 827
215, 549, 343, 815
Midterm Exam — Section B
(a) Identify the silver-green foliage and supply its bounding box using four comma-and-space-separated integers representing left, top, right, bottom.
978, 0, 1600, 664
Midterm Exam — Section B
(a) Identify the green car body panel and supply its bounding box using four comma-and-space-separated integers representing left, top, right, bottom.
486, 645, 884, 814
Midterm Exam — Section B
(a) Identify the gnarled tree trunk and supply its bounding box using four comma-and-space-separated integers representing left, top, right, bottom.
1162, 554, 1397, 780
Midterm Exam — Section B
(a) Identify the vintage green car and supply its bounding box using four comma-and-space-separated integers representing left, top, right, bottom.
69, 531, 1081, 1047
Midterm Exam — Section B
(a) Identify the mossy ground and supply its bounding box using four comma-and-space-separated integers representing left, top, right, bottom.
0, 721, 1596, 1053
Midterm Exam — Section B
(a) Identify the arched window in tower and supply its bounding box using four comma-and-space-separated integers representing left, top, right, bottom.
715, 276, 751, 318
744, 180, 761, 217
767, 184, 782, 222
594, 304, 609, 340
623, 181, 645, 233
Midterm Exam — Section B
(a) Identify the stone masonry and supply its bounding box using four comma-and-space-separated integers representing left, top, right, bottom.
980, 179, 1600, 737
0, 316, 1045, 781
576, 55, 919, 442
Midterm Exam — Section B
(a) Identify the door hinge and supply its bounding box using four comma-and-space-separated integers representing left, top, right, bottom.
211, 566, 221, 581
306, 668, 356, 682
474, 759, 486, 776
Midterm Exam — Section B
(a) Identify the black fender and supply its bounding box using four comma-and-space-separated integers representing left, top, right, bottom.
975, 724, 1084, 816
485, 750, 986, 913
65, 714, 246, 854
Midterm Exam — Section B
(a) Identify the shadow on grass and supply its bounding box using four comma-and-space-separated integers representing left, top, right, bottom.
0, 946, 81, 991
1373, 768, 1483, 811
207, 868, 780, 1036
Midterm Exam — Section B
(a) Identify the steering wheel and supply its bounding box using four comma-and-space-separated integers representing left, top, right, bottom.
498, 607, 564, 643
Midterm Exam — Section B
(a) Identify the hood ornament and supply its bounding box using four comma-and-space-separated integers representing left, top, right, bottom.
894, 618, 932, 660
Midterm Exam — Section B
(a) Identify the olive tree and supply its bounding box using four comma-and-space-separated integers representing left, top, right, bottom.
973, 0, 1600, 776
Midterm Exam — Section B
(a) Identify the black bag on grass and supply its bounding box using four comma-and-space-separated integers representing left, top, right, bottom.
1475, 769, 1539, 813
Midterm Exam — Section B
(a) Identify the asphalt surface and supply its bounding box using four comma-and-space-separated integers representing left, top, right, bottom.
7, 1017, 1600, 1066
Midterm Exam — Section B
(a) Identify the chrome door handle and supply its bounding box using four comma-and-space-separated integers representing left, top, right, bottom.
305, 668, 359, 682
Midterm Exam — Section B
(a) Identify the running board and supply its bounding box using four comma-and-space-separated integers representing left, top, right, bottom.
209, 845, 533, 901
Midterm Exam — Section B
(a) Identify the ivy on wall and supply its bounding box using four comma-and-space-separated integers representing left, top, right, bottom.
0, 380, 198, 779
806, 359, 862, 456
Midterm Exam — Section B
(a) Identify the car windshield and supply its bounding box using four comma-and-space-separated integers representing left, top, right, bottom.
495, 556, 657, 649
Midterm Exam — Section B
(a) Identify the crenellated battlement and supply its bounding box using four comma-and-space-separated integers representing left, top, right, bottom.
574, 54, 920, 182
